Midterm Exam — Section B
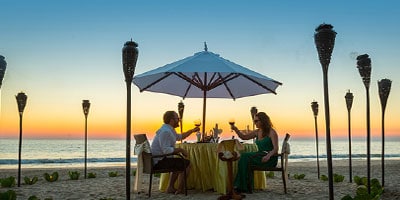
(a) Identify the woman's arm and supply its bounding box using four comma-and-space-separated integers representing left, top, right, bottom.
232, 126, 256, 140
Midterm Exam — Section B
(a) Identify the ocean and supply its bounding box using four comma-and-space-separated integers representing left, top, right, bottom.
1, 137, 399, 169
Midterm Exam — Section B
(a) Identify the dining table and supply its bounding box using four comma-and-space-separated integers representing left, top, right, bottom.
159, 142, 267, 194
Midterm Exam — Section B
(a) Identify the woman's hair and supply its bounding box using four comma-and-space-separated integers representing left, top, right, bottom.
163, 111, 176, 124
257, 112, 273, 137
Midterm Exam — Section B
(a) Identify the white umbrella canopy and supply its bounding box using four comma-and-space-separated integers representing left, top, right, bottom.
133, 44, 282, 139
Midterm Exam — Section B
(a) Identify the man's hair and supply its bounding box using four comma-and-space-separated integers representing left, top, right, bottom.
163, 111, 176, 124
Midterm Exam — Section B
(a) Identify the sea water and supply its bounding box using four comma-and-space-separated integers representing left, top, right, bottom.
1, 136, 399, 169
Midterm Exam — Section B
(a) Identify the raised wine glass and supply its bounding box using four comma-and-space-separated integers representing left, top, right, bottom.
194, 119, 201, 142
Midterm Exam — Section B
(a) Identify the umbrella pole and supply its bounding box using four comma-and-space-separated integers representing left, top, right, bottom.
202, 91, 206, 142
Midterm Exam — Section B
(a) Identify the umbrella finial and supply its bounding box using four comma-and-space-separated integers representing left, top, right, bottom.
204, 42, 208, 51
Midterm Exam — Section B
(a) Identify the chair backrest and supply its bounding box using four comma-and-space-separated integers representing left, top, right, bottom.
134, 134, 147, 144
134, 134, 153, 174
220, 139, 236, 152
281, 133, 290, 153
281, 133, 291, 169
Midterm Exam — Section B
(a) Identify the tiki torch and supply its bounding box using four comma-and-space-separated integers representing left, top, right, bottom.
250, 106, 257, 131
345, 90, 354, 183
178, 100, 185, 142
378, 78, 391, 187
0, 55, 6, 117
311, 101, 320, 179
82, 100, 90, 179
16, 92, 27, 187
0, 55, 6, 90
356, 54, 372, 194
314, 23, 336, 200
122, 39, 138, 200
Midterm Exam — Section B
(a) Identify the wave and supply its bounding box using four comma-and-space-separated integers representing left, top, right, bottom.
289, 153, 400, 160
0, 157, 137, 165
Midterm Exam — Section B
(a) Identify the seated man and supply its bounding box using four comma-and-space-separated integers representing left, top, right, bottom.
151, 110, 199, 194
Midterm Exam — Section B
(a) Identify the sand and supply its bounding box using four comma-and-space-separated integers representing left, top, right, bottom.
1, 159, 399, 199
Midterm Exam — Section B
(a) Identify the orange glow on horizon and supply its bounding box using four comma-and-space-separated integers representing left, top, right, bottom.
1, 109, 399, 140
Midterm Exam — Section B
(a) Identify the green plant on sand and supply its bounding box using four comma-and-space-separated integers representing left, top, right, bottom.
28, 195, 53, 200
266, 171, 274, 178
108, 171, 118, 177
44, 172, 59, 182
341, 177, 383, 200
24, 176, 39, 185
0, 176, 16, 187
88, 172, 96, 178
293, 173, 305, 180
333, 173, 345, 182
354, 175, 367, 186
320, 173, 344, 182
0, 190, 17, 200
68, 171, 80, 180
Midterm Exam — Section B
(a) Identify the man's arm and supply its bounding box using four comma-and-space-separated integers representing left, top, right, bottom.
180, 127, 200, 140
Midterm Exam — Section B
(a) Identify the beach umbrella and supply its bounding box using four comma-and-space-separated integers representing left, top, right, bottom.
378, 78, 391, 187
133, 43, 282, 141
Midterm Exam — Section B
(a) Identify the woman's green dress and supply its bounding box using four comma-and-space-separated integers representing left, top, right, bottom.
233, 136, 277, 192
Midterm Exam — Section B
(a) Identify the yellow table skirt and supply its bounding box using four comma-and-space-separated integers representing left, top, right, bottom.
159, 143, 266, 194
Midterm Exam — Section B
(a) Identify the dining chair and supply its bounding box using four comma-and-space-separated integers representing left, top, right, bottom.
247, 133, 291, 194
133, 134, 187, 197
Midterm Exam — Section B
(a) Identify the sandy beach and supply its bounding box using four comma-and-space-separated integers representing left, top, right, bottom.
1, 159, 399, 200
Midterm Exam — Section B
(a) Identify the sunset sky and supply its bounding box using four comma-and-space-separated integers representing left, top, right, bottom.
1, 0, 399, 140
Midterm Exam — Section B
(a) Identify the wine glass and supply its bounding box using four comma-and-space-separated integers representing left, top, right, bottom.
194, 119, 201, 127
194, 119, 201, 142
228, 118, 235, 133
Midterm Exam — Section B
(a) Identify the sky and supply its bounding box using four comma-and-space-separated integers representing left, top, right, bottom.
1, 0, 400, 140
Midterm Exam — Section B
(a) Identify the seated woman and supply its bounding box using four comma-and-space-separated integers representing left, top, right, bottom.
231, 112, 279, 193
